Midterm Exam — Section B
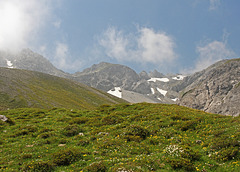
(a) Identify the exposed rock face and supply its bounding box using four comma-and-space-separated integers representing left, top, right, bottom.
72, 62, 141, 91
179, 59, 240, 116
0, 49, 68, 78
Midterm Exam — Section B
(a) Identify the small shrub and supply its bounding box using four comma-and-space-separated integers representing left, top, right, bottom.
77, 139, 90, 146
21, 153, 33, 159
52, 148, 82, 166
20, 125, 38, 132
5, 117, 15, 125
101, 114, 123, 125
22, 161, 54, 172
69, 117, 89, 124
166, 157, 195, 171
180, 120, 198, 131
38, 128, 53, 133
180, 146, 201, 161
38, 132, 54, 139
14, 130, 29, 137
125, 125, 150, 140
211, 136, 239, 150
212, 146, 239, 161
84, 161, 107, 172
62, 124, 82, 137
149, 138, 160, 145
98, 104, 111, 113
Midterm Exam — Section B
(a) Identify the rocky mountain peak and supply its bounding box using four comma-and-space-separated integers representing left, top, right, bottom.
179, 58, 240, 116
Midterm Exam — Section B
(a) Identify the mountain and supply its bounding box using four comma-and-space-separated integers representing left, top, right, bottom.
72, 62, 185, 103
1, 49, 239, 116
72, 62, 141, 91
0, 67, 126, 110
0, 49, 68, 78
179, 59, 240, 116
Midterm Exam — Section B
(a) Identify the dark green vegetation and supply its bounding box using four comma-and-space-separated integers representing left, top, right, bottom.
0, 68, 126, 110
1, 103, 239, 171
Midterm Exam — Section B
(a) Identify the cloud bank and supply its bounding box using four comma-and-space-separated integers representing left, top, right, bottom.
99, 27, 177, 69
194, 40, 235, 71
0, 0, 51, 52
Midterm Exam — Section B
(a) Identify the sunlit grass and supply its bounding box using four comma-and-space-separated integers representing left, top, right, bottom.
0, 103, 239, 171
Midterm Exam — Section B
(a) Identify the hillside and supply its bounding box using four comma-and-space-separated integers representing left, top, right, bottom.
0, 67, 126, 110
0, 103, 239, 171
179, 58, 240, 116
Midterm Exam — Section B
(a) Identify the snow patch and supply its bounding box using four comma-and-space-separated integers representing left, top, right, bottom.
6, 60, 13, 68
172, 75, 185, 80
148, 78, 169, 82
171, 98, 179, 102
157, 97, 162, 101
151, 88, 155, 94
157, 88, 167, 96
107, 87, 122, 98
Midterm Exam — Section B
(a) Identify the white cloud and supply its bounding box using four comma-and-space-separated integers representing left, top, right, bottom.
53, 20, 62, 29
99, 26, 177, 68
99, 27, 130, 61
0, 0, 51, 52
54, 42, 83, 72
193, 40, 235, 72
209, 0, 221, 10
138, 28, 176, 64
54, 42, 69, 70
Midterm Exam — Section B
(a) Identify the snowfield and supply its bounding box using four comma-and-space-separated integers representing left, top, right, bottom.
6, 60, 13, 68
148, 78, 169, 82
171, 98, 179, 102
107, 87, 122, 98
151, 88, 155, 94
172, 75, 185, 80
157, 88, 168, 96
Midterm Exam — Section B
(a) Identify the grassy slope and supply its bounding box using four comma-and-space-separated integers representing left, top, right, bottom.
0, 103, 239, 171
0, 68, 126, 110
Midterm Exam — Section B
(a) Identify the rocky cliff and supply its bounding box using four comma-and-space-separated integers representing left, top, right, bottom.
179, 59, 240, 116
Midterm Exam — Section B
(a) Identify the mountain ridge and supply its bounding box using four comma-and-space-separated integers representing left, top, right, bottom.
0, 49, 239, 116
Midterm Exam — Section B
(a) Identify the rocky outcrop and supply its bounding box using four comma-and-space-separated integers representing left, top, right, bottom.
72, 62, 141, 91
0, 49, 68, 78
0, 115, 8, 122
179, 59, 240, 116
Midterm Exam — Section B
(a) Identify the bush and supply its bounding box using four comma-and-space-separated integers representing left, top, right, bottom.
180, 146, 201, 161
52, 148, 82, 166
84, 161, 107, 172
62, 124, 82, 137
125, 125, 150, 141
180, 120, 198, 131
69, 117, 89, 124
22, 161, 54, 172
211, 136, 239, 150
38, 132, 55, 139
212, 146, 239, 161
77, 139, 90, 146
21, 153, 33, 159
166, 157, 195, 171
101, 114, 123, 125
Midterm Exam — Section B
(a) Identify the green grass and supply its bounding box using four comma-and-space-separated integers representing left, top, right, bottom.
0, 68, 126, 110
0, 103, 239, 171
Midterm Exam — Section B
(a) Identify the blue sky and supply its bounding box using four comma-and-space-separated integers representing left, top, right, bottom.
0, 0, 239, 74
